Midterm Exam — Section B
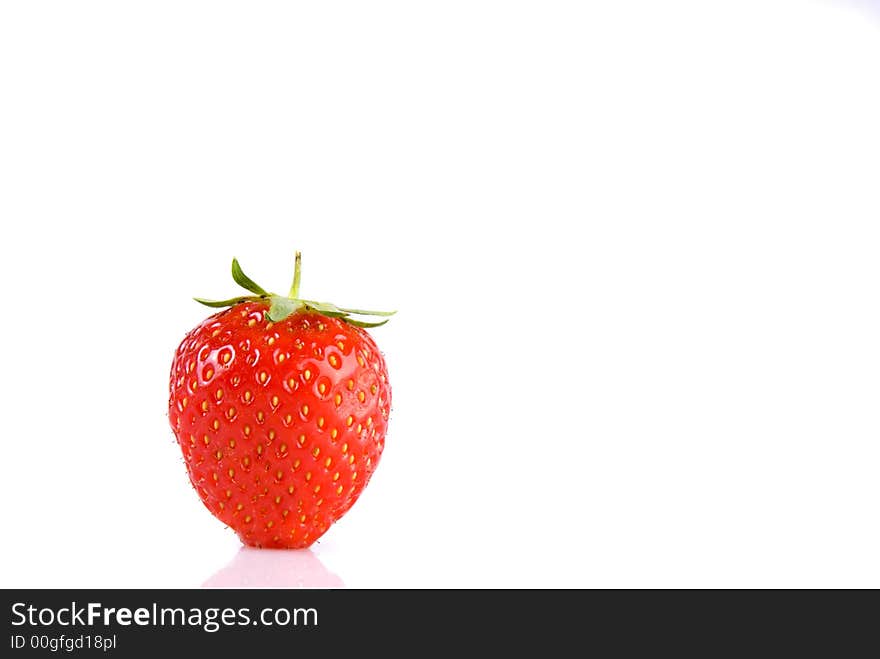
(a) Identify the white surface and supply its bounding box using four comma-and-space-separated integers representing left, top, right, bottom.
1, 0, 879, 589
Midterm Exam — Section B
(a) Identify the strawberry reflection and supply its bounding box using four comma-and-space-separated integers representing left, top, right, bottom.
203, 547, 344, 588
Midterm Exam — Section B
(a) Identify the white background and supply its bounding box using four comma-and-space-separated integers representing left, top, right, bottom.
1, 0, 879, 589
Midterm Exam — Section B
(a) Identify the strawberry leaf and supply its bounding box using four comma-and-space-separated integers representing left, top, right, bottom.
196, 252, 394, 330
302, 300, 350, 318
337, 307, 397, 317
194, 296, 259, 308
346, 317, 391, 328
231, 258, 270, 297
266, 295, 304, 322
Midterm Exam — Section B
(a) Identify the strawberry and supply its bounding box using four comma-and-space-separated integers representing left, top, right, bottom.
168, 253, 393, 548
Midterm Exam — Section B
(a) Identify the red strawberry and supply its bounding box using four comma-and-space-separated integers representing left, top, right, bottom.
168, 253, 393, 548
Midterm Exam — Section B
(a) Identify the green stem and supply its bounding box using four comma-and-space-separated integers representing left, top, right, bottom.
289, 251, 302, 298
195, 252, 395, 326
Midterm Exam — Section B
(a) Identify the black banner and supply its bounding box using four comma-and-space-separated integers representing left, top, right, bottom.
1, 589, 874, 654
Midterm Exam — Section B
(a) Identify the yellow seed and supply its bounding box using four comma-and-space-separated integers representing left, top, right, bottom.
333, 472, 340, 481
356, 423, 362, 434
342, 443, 348, 454
329, 355, 339, 368
357, 355, 365, 367
243, 425, 251, 436
259, 371, 267, 383
279, 443, 287, 453
221, 351, 231, 364
305, 472, 312, 481
330, 428, 338, 440
312, 447, 320, 458
256, 445, 263, 455
352, 471, 358, 481
285, 414, 293, 425
301, 404, 309, 416
211, 419, 220, 431
346, 415, 354, 427
244, 391, 253, 402
182, 397, 189, 408
324, 457, 332, 468
276, 470, 283, 480
212, 472, 219, 481
277, 353, 285, 362
228, 468, 235, 478
271, 395, 279, 407
189, 434, 196, 445
225, 489, 232, 498
347, 379, 355, 391
274, 495, 282, 504
318, 382, 327, 395
303, 369, 311, 381
215, 450, 222, 460
317, 322, 325, 331
201, 400, 209, 412
336, 341, 345, 351
203, 435, 210, 445
247, 318, 256, 327
348, 455, 355, 464
314, 484, 321, 493
357, 391, 365, 403
205, 367, 214, 380
371, 384, 378, 395
334, 393, 342, 407
228, 439, 236, 448
300, 514, 307, 523
297, 434, 306, 447
267, 336, 275, 346
212, 329, 221, 337
226, 406, 236, 419
287, 378, 296, 389
366, 417, 373, 427
256, 411, 265, 422
268, 429, 276, 440
187, 361, 195, 373
215, 389, 224, 400
336, 485, 344, 495
244, 514, 252, 522
283, 510, 289, 518
243, 456, 251, 466
315, 498, 323, 507
288, 485, 295, 494
317, 417, 325, 429
266, 520, 274, 528
236, 503, 243, 511
294, 459, 301, 469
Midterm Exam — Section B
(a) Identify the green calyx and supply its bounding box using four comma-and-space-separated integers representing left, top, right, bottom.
194, 252, 396, 328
